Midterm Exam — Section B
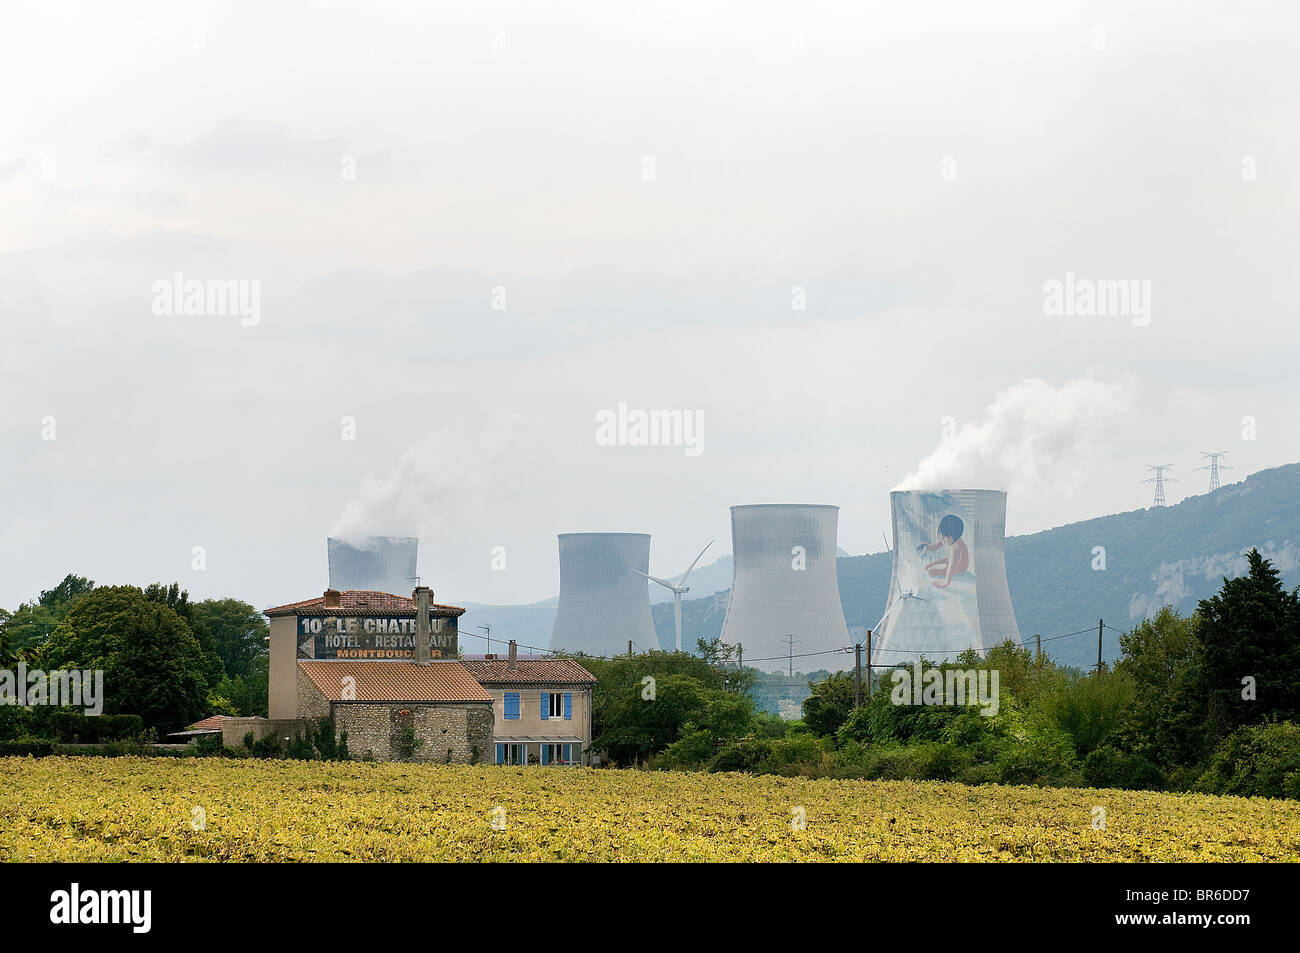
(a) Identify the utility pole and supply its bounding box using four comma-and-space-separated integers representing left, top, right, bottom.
1035, 632, 1041, 660
783, 635, 799, 678
854, 643, 863, 708
627, 640, 633, 658
1196, 451, 1232, 492
866, 629, 873, 697
737, 643, 743, 680
1141, 464, 1178, 507
1096, 618, 1104, 673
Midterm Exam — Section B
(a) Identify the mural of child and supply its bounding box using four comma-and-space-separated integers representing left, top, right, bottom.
918, 514, 970, 589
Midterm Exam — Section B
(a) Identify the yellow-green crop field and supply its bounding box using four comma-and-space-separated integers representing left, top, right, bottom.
1, 756, 1297, 862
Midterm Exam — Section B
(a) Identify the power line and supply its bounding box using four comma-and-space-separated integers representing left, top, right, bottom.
460, 621, 1131, 665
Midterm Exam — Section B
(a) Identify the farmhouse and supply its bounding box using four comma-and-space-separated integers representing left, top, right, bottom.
463, 644, 597, 766
247, 584, 597, 764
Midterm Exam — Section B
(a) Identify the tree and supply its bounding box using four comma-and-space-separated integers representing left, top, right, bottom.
802, 672, 856, 738
0, 573, 95, 652
695, 637, 758, 695
1197, 549, 1300, 743
1112, 607, 1207, 770
40, 575, 96, 609
143, 582, 192, 624
190, 598, 269, 682
42, 586, 211, 731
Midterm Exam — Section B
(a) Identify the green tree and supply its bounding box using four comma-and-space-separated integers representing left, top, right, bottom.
190, 598, 269, 683
42, 586, 210, 731
802, 672, 856, 738
1112, 607, 1207, 770
1, 574, 94, 652
143, 582, 192, 624
1197, 549, 1300, 743
695, 637, 758, 695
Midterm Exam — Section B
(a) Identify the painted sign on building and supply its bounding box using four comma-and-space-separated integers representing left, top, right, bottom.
296, 615, 459, 660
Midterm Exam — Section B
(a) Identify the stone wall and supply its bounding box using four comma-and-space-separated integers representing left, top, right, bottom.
332, 702, 493, 763
296, 667, 332, 719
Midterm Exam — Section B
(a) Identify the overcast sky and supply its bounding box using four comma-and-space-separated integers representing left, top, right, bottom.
2, 0, 1297, 613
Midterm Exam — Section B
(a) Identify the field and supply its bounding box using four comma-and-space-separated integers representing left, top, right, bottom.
1, 756, 1297, 862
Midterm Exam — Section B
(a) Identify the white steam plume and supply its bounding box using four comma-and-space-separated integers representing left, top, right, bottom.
329, 417, 522, 544
895, 377, 1134, 496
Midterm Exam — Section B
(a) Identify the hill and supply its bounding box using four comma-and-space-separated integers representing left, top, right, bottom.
660, 462, 1300, 670
467, 463, 1300, 671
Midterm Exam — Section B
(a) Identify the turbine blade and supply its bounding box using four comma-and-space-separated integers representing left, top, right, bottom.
632, 568, 675, 589
675, 539, 714, 587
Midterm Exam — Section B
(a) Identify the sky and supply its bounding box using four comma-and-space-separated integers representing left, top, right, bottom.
2, 0, 1298, 613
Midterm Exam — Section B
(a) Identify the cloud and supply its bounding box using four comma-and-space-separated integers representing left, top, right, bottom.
895, 377, 1135, 498
175, 118, 347, 171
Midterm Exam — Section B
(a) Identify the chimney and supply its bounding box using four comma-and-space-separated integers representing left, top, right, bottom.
508, 639, 517, 669
413, 586, 431, 665
324, 588, 341, 608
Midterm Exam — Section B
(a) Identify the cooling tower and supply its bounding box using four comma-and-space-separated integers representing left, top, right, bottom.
718, 505, 850, 672
872, 489, 1021, 664
327, 536, 419, 594
549, 533, 658, 656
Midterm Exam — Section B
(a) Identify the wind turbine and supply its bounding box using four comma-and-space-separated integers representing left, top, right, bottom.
634, 540, 714, 652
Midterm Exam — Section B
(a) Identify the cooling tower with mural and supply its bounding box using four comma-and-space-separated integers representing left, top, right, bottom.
549, 533, 658, 656
873, 489, 1021, 665
718, 504, 851, 672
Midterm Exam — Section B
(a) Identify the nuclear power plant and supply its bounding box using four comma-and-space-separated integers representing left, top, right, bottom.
718, 504, 851, 671
327, 536, 418, 594
872, 489, 1021, 664
549, 533, 658, 656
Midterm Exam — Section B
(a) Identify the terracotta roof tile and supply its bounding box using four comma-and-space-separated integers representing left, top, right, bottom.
460, 658, 597, 685
298, 660, 492, 703
185, 715, 237, 731
265, 590, 465, 617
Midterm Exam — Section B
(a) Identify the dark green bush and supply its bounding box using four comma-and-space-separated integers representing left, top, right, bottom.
49, 712, 144, 743
285, 731, 316, 761
251, 732, 285, 759
708, 738, 773, 773
1083, 746, 1166, 790
187, 734, 223, 757
0, 739, 57, 757
1195, 721, 1300, 799
658, 726, 715, 770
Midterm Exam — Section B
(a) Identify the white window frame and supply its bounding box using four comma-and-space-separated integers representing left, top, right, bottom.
546, 692, 565, 718
543, 742, 573, 765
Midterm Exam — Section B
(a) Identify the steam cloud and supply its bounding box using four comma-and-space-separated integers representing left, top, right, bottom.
329, 418, 521, 544
895, 377, 1134, 496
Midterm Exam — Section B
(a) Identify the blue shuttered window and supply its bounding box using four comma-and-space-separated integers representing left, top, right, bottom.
504, 692, 520, 720
540, 691, 549, 720
564, 692, 573, 720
